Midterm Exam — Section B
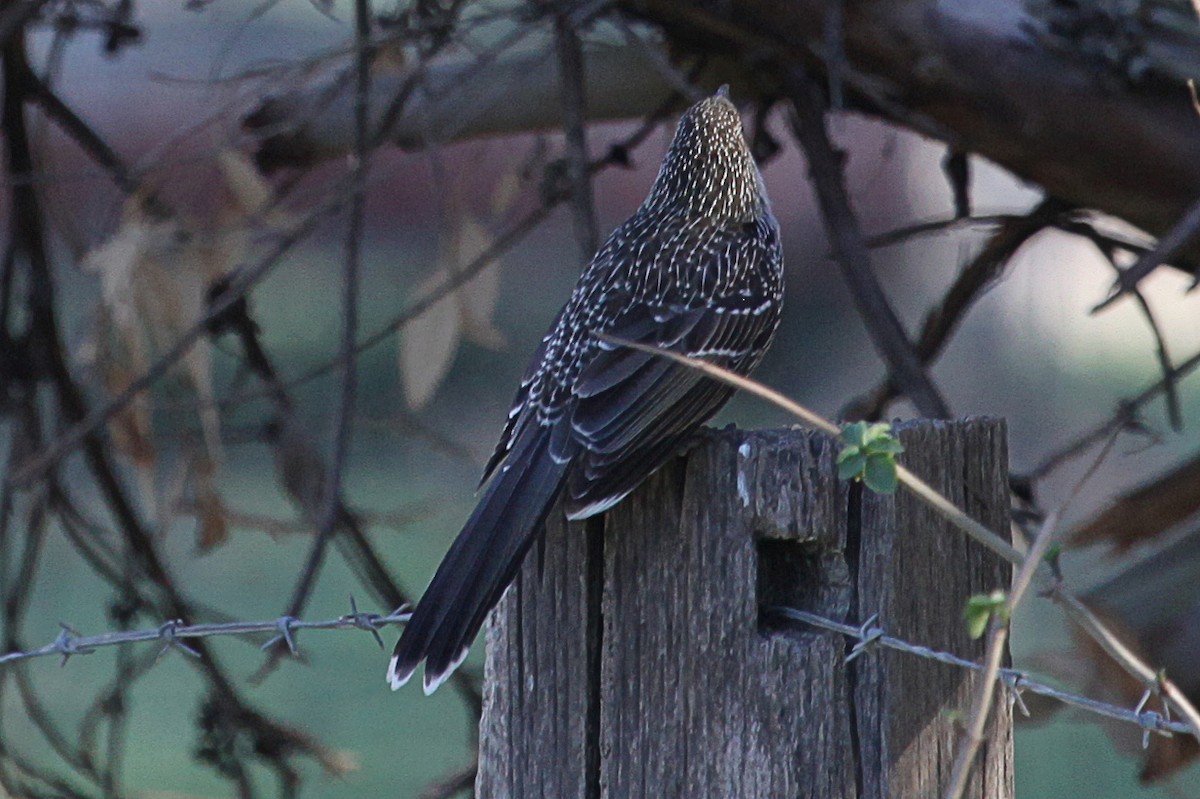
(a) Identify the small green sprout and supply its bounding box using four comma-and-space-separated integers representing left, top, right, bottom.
964, 590, 1010, 639
837, 421, 905, 494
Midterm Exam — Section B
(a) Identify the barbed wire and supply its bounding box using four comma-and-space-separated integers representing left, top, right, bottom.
2, 598, 1190, 748
0, 597, 410, 666
769, 607, 1193, 746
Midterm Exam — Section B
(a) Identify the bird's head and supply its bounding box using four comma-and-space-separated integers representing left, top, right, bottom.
644, 87, 769, 223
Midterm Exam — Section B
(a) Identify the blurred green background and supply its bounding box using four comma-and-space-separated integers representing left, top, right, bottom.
6, 2, 1200, 797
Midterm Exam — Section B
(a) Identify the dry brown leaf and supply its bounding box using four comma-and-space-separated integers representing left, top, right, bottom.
93, 309, 158, 517
217, 149, 273, 217
454, 218, 506, 350
1069, 533, 1200, 781
490, 168, 520, 216
83, 194, 227, 464
192, 453, 229, 553
399, 267, 462, 409
1069, 454, 1200, 551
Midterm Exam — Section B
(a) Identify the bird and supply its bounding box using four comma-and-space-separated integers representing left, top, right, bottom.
388, 87, 785, 694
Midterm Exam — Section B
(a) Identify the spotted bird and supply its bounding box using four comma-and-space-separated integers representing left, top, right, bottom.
388, 88, 784, 693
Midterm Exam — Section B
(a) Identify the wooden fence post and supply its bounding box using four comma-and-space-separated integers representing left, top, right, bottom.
477, 419, 1013, 798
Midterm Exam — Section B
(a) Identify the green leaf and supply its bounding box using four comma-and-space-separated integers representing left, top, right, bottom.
836, 445, 862, 463
863, 454, 899, 494
840, 421, 868, 448
838, 452, 867, 481
865, 422, 894, 441
870, 437, 906, 455
963, 591, 1009, 639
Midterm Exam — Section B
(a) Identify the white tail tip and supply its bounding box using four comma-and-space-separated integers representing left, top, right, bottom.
386, 655, 413, 691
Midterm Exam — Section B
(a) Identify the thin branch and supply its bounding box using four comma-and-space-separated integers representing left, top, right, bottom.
945, 430, 1118, 799
843, 199, 1066, 420
783, 68, 950, 418
1027, 346, 1200, 481
1081, 228, 1183, 430
22, 65, 141, 198
862, 213, 1025, 251
555, 11, 598, 255
942, 614, 1008, 799
279, 0, 373, 660
1093, 193, 1200, 311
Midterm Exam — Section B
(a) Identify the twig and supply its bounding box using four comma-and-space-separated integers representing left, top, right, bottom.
1093, 193, 1200, 312
944, 429, 1118, 798
594, 332, 1020, 564
1070, 218, 1180, 429
22, 64, 141, 198
783, 68, 950, 418
555, 11, 598, 255
862, 213, 1024, 250
278, 0, 373, 660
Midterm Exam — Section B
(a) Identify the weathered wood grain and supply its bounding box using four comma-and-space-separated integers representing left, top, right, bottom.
478, 420, 1012, 798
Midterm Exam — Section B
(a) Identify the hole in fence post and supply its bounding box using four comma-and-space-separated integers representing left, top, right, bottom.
756, 538, 829, 636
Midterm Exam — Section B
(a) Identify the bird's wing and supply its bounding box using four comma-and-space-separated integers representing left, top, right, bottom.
479, 307, 564, 486
563, 291, 779, 519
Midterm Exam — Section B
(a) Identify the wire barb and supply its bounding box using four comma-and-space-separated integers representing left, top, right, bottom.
54, 624, 94, 665
262, 616, 300, 655
156, 620, 201, 660
844, 613, 883, 663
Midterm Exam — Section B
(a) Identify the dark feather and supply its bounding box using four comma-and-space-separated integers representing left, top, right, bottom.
388, 425, 567, 693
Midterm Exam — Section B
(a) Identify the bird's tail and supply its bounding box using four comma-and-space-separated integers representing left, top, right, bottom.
388, 426, 567, 693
